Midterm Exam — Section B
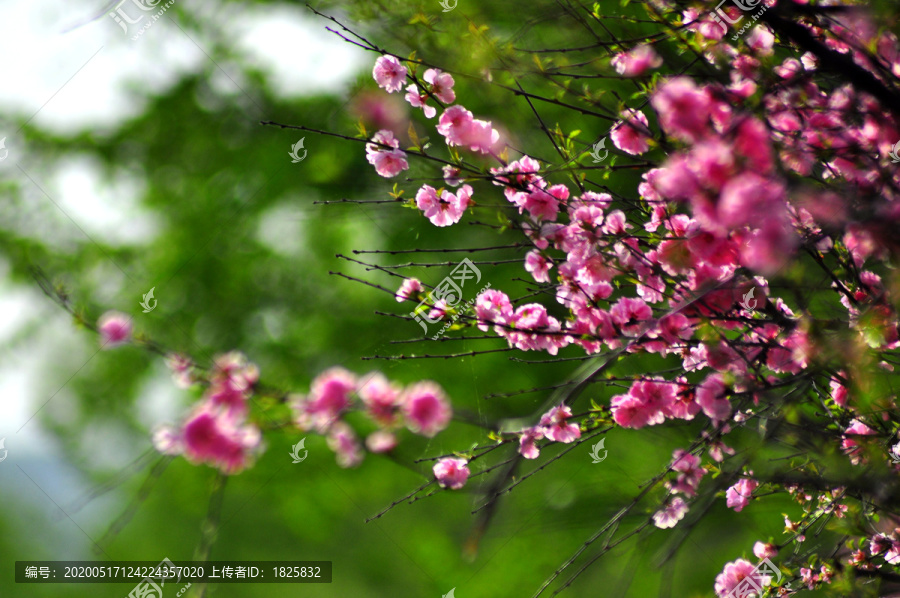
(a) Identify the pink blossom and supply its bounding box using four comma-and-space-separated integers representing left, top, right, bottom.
870, 533, 893, 557
610, 109, 651, 155
800, 567, 820, 590
437, 105, 499, 154
653, 497, 689, 529
151, 424, 182, 456
365, 430, 398, 453
611, 44, 663, 77
746, 26, 775, 55
206, 352, 258, 416
516, 184, 568, 221
612, 379, 675, 429
402, 382, 452, 437
715, 559, 772, 598
525, 250, 552, 283
396, 278, 422, 302
293, 367, 357, 433
717, 173, 786, 231
465, 118, 501, 154
734, 117, 775, 175
753, 542, 778, 560
505, 304, 567, 355
404, 84, 436, 119
518, 426, 544, 459
373, 55, 407, 93
165, 353, 194, 388
423, 68, 455, 104
433, 457, 470, 489
365, 130, 409, 178
829, 376, 848, 407
696, 374, 732, 422
98, 311, 132, 348
670, 449, 706, 496
775, 58, 802, 79
437, 105, 475, 147
327, 421, 363, 468
651, 77, 711, 142
442, 164, 463, 187
358, 372, 402, 427
725, 477, 758, 512
475, 289, 513, 331
609, 297, 653, 337
539, 405, 581, 443
415, 184, 471, 227
177, 407, 261, 475
842, 418, 876, 464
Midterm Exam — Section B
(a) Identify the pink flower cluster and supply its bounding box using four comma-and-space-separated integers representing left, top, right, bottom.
648, 77, 794, 274
652, 450, 707, 529
290, 368, 452, 467
405, 68, 455, 119
437, 105, 499, 155
610, 44, 662, 78
516, 404, 581, 460
153, 352, 262, 475
415, 184, 473, 227
368, 55, 499, 227
725, 477, 758, 512
366, 130, 409, 178
714, 559, 774, 598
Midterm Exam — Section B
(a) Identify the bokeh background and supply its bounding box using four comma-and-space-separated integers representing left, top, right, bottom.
0, 1, 818, 596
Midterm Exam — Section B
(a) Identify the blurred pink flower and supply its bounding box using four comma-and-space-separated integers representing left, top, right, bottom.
611, 109, 651, 155
98, 311, 132, 348
293, 367, 357, 433
402, 382, 452, 437
611, 44, 662, 77
653, 497, 688, 529
327, 421, 363, 468
395, 278, 422, 302
518, 426, 544, 459
433, 457, 470, 489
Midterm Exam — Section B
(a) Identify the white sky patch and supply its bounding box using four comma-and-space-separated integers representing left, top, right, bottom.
227, 5, 366, 98
135, 367, 190, 431
0, 1, 362, 135
52, 156, 158, 245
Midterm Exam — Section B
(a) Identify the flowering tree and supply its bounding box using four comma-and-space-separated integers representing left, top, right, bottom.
33, 0, 900, 595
